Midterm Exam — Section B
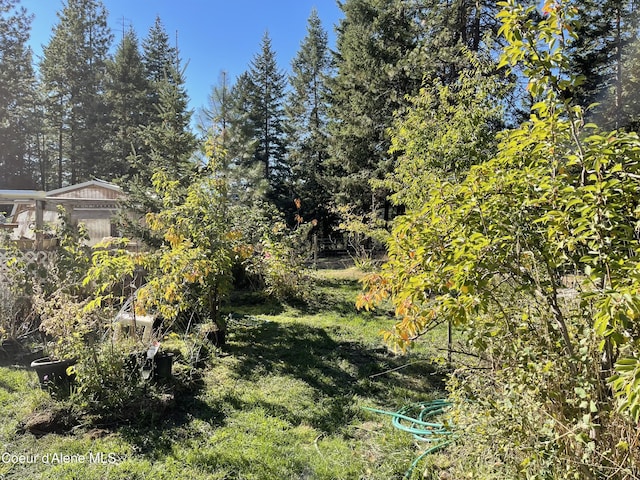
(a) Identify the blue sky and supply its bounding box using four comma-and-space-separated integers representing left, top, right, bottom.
20, 0, 343, 116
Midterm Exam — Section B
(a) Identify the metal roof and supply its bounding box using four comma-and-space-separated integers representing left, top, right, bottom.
0, 180, 121, 203
0, 190, 46, 202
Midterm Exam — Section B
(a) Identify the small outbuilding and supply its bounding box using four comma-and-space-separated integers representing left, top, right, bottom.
0, 180, 124, 248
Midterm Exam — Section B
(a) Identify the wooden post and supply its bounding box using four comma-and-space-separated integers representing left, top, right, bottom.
313, 232, 318, 270
35, 200, 44, 250
448, 318, 453, 365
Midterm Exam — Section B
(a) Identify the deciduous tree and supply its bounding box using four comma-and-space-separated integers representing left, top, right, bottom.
360, 0, 640, 476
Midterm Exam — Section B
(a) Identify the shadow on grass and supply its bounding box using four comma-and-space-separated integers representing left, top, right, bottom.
118, 389, 226, 460
226, 277, 394, 320
224, 319, 445, 433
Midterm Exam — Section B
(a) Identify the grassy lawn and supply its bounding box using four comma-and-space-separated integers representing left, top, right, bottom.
0, 268, 447, 479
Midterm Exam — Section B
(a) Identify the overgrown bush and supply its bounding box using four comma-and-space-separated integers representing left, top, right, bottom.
0, 282, 35, 343
68, 342, 147, 419
0, 239, 44, 345
254, 219, 315, 301
361, 0, 640, 477
230, 199, 316, 301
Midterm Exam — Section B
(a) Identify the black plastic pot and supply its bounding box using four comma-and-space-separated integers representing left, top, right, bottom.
30, 357, 76, 396
125, 351, 173, 382
153, 352, 173, 380
0, 339, 22, 363
206, 329, 226, 348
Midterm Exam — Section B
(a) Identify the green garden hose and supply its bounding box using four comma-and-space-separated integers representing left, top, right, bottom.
362, 399, 454, 479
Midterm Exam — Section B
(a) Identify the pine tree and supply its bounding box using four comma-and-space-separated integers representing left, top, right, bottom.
224, 72, 267, 206
105, 28, 148, 180
0, 0, 37, 189
327, 0, 424, 219
197, 71, 233, 141
246, 32, 289, 210
285, 9, 333, 229
569, 0, 640, 130
40, 0, 113, 186
141, 16, 179, 113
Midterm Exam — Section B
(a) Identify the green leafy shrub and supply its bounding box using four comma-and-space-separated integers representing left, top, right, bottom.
235, 200, 316, 301
257, 219, 315, 301
361, 0, 640, 477
68, 342, 147, 420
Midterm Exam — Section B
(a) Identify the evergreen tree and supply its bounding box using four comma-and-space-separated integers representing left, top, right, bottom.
224, 72, 267, 206
197, 70, 233, 142
327, 0, 424, 219
105, 28, 148, 180
140, 63, 197, 182
410, 0, 501, 83
117, 18, 196, 245
141, 16, 178, 112
40, 0, 113, 186
328, 0, 503, 220
620, 36, 640, 131
569, 0, 640, 129
285, 9, 333, 229
0, 0, 37, 189
246, 32, 289, 210
120, 62, 198, 245
126, 16, 189, 184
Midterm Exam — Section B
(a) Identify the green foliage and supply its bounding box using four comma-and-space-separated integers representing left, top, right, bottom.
39, 0, 113, 186
568, 0, 640, 130
384, 52, 508, 208
0, 271, 441, 480
362, 0, 640, 476
105, 29, 149, 180
139, 168, 232, 323
222, 197, 317, 301
53, 206, 91, 290
221, 73, 269, 206
225, 32, 289, 213
253, 218, 315, 301
34, 287, 102, 361
141, 16, 179, 90
285, 9, 333, 231
68, 342, 148, 419
197, 71, 233, 141
333, 203, 389, 272
327, 0, 424, 216
0, 280, 32, 341
0, 238, 41, 340
32, 211, 100, 360
88, 138, 234, 329
118, 17, 197, 246
0, 0, 37, 189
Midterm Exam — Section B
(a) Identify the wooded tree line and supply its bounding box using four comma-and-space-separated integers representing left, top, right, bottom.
2, 0, 640, 231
